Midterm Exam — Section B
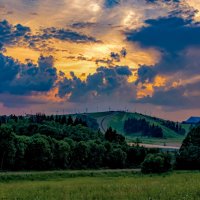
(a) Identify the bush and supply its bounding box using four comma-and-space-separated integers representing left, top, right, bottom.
141, 153, 172, 174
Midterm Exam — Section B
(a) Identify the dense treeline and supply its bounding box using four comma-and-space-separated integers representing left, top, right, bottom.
124, 118, 163, 138
161, 120, 185, 135
176, 126, 200, 169
0, 114, 98, 130
0, 115, 160, 171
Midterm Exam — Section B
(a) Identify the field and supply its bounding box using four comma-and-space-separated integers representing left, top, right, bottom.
0, 170, 200, 200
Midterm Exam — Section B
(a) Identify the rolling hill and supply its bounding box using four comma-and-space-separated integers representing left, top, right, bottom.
84, 111, 191, 146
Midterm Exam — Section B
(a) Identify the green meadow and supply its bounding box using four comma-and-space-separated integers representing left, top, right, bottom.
0, 170, 200, 200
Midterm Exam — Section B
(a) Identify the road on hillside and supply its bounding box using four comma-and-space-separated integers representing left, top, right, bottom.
97, 112, 118, 133
96, 112, 181, 151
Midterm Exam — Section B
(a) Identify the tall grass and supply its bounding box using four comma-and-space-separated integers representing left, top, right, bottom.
0, 170, 200, 200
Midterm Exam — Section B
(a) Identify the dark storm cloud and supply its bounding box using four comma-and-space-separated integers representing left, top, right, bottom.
0, 53, 20, 86
0, 20, 99, 53
23, 27, 100, 51
0, 20, 30, 46
135, 47, 200, 85
136, 87, 187, 107
115, 66, 132, 76
135, 65, 157, 85
0, 53, 57, 95
126, 15, 200, 52
135, 50, 188, 85
127, 11, 200, 84
125, 7, 200, 110
136, 80, 200, 109
10, 56, 57, 95
57, 66, 132, 101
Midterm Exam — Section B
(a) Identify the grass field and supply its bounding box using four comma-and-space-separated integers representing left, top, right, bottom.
0, 170, 200, 200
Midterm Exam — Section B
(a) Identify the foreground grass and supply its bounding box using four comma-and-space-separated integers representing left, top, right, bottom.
0, 170, 200, 200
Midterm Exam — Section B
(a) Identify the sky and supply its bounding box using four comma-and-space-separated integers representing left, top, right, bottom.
0, 0, 200, 121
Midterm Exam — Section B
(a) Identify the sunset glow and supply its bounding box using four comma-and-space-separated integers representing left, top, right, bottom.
1, 0, 200, 120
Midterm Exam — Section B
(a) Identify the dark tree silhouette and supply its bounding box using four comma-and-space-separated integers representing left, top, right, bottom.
124, 118, 163, 138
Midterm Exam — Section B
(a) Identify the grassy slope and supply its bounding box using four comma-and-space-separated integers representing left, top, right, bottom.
88, 111, 190, 144
0, 171, 200, 200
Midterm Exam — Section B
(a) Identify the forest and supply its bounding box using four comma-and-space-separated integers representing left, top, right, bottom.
0, 114, 162, 171
124, 118, 163, 138
0, 113, 199, 173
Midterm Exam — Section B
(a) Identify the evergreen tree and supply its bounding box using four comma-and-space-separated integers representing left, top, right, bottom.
67, 116, 74, 126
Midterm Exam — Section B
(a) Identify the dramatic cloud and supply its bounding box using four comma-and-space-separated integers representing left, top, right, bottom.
57, 66, 133, 102
10, 56, 57, 95
0, 53, 57, 95
115, 66, 132, 76
1, 0, 200, 118
21, 26, 100, 51
126, 15, 200, 52
39, 27, 99, 43
127, 14, 200, 76
135, 65, 157, 85
0, 53, 20, 88
96, 48, 128, 66
137, 79, 200, 109
0, 20, 30, 46
0, 19, 99, 53
126, 9, 200, 111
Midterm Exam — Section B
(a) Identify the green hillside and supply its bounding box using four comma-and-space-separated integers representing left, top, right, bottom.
86, 111, 190, 145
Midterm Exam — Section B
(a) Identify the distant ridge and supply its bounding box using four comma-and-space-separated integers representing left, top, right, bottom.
183, 117, 200, 124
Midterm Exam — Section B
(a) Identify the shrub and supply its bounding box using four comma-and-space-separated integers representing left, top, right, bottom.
141, 153, 172, 174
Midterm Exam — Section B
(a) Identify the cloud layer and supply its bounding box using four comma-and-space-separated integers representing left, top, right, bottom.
1, 0, 200, 120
